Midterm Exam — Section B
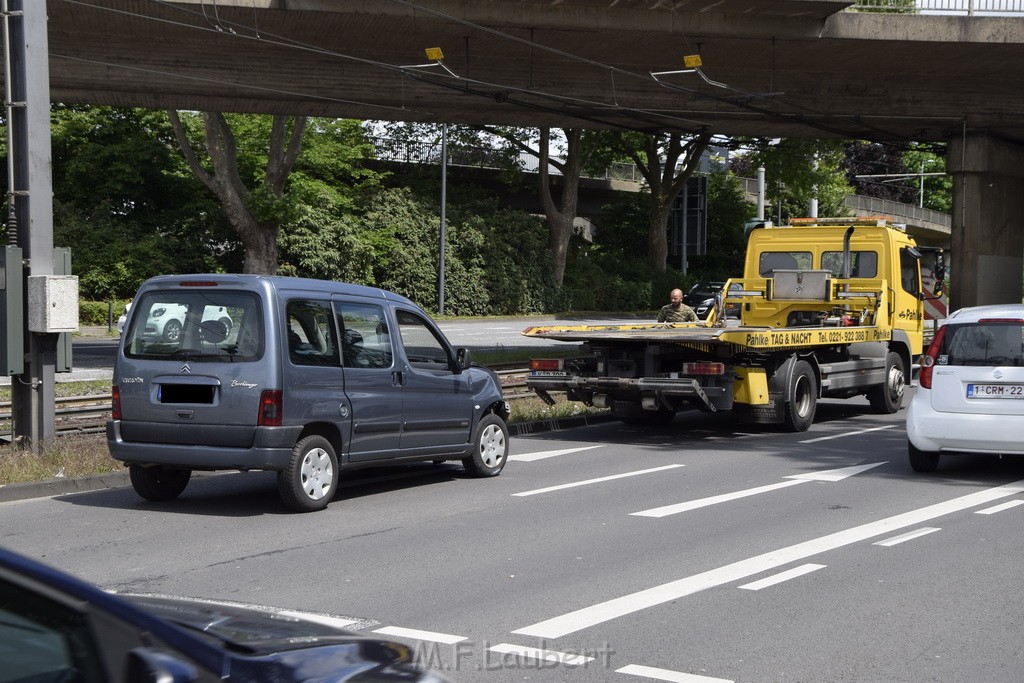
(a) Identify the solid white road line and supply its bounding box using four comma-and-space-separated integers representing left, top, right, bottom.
487, 643, 594, 666
509, 445, 606, 462
631, 480, 806, 517
872, 527, 941, 547
616, 663, 733, 682
372, 626, 466, 643
975, 499, 1024, 515
513, 479, 1024, 639
513, 465, 685, 497
799, 425, 896, 444
739, 563, 827, 591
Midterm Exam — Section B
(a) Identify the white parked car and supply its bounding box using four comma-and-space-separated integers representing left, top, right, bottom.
120, 300, 232, 342
907, 304, 1024, 472
115, 300, 131, 334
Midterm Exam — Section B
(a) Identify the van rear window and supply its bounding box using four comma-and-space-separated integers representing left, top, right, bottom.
124, 290, 263, 361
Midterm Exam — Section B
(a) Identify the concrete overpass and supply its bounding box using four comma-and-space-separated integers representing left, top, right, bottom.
31, 1, 1024, 308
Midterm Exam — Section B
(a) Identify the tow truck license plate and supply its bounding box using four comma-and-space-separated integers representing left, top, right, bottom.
531, 370, 568, 376
966, 383, 1024, 399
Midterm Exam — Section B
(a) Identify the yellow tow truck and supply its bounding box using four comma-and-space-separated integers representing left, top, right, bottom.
524, 217, 944, 431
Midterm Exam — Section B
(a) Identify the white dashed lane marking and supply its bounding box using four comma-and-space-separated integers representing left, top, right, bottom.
512, 465, 684, 497
508, 445, 605, 462
738, 563, 827, 591
372, 626, 466, 643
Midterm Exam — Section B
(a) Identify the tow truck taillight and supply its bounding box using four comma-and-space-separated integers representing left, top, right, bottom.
258, 390, 283, 426
530, 358, 563, 372
681, 362, 725, 375
918, 325, 948, 389
111, 386, 121, 420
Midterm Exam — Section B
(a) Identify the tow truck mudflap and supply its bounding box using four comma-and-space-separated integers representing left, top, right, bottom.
527, 376, 720, 412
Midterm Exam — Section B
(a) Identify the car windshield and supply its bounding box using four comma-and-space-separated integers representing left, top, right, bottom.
124, 289, 263, 362
938, 322, 1024, 367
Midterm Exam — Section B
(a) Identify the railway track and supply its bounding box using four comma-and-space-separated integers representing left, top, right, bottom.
0, 364, 536, 440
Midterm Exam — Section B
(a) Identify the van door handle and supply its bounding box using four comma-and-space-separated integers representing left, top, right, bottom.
392, 371, 404, 387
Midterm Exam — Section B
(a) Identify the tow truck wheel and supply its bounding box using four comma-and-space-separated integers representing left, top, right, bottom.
783, 360, 817, 432
129, 464, 191, 502
868, 351, 906, 414
620, 408, 676, 426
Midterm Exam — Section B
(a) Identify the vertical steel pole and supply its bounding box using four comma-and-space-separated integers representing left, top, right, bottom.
7, 0, 56, 449
438, 124, 447, 315
756, 166, 765, 221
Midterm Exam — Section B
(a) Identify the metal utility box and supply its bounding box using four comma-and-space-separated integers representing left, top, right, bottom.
770, 270, 831, 300
27, 274, 79, 333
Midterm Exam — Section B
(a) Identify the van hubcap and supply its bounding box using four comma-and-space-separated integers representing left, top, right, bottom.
300, 448, 334, 500
478, 424, 506, 468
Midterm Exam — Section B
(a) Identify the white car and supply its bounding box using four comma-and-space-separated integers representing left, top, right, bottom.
907, 304, 1024, 472
121, 300, 232, 342
116, 300, 131, 334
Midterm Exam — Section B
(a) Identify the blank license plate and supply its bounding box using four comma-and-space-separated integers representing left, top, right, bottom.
966, 384, 1024, 399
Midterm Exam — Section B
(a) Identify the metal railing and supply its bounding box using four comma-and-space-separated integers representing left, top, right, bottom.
849, 0, 1024, 13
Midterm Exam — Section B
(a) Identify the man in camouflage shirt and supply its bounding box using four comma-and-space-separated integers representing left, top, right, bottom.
657, 288, 698, 323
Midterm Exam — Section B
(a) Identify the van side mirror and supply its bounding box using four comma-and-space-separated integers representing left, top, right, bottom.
455, 347, 471, 372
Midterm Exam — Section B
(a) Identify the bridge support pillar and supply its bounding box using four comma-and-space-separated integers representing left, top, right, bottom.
946, 133, 1024, 311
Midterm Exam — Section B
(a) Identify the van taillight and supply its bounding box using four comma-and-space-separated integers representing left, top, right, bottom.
918, 325, 947, 390
111, 386, 121, 420
258, 390, 283, 426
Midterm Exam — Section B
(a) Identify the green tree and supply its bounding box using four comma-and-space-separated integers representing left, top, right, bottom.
689, 172, 753, 279
169, 112, 306, 274
731, 138, 851, 223
588, 131, 713, 273
47, 105, 232, 299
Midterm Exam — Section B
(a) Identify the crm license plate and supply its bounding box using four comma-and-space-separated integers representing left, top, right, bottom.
966, 383, 1024, 399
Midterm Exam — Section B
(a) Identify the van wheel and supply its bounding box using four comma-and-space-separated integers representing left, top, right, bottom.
279, 436, 338, 512
783, 360, 817, 432
908, 441, 940, 472
462, 414, 509, 477
129, 464, 191, 502
868, 351, 905, 414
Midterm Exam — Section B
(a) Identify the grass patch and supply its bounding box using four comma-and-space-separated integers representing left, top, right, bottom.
0, 435, 121, 486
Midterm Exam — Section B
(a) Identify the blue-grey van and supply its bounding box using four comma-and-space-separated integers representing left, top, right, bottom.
107, 275, 510, 512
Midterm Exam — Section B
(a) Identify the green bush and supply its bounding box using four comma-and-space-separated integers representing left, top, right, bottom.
79, 300, 131, 326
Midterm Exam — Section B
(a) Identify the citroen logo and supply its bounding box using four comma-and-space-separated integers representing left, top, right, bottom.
181, 363, 191, 374
993, 368, 1004, 380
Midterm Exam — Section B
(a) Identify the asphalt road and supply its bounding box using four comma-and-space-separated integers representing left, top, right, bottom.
4, 392, 1024, 682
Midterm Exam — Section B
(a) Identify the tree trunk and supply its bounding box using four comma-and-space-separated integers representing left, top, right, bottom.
167, 110, 305, 275
538, 128, 583, 285
616, 131, 712, 273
